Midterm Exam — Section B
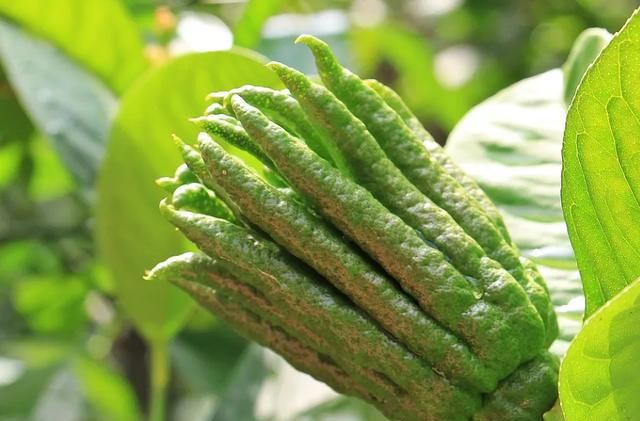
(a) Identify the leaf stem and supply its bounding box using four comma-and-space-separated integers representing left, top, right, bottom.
149, 340, 169, 421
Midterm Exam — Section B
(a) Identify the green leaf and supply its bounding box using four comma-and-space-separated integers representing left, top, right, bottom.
0, 140, 25, 187
28, 135, 76, 200
448, 70, 569, 255
0, 68, 33, 145
0, 0, 145, 93
73, 356, 141, 421
171, 325, 248, 395
0, 21, 116, 187
562, 9, 640, 318
0, 241, 60, 284
446, 69, 581, 354
562, 28, 612, 106
12, 275, 88, 337
95, 50, 280, 343
234, 0, 285, 48
559, 278, 640, 420
1, 339, 72, 369
212, 345, 271, 421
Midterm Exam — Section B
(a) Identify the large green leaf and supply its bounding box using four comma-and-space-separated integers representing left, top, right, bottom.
0, 0, 145, 93
96, 50, 280, 343
446, 69, 582, 354
559, 278, 640, 420
0, 21, 116, 188
562, 9, 640, 318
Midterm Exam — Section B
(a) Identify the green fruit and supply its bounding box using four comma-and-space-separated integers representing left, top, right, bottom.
217, 86, 335, 165
365, 78, 558, 347
230, 92, 542, 375
170, 182, 233, 220
158, 206, 481, 420
298, 35, 557, 344
196, 130, 498, 392
149, 35, 559, 421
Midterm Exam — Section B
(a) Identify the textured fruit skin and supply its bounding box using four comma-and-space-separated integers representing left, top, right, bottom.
231, 92, 543, 376
296, 36, 557, 347
218, 86, 335, 166
158, 206, 481, 420
195, 118, 499, 392
365, 78, 558, 347
195, 114, 273, 168
149, 35, 559, 421
147, 252, 419, 419
473, 352, 559, 421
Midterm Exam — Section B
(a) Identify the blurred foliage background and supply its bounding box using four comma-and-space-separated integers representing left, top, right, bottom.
0, 0, 637, 420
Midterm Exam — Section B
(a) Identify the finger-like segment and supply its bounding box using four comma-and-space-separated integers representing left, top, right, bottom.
197, 132, 498, 392
365, 79, 557, 346
159, 206, 481, 420
296, 35, 554, 343
146, 253, 405, 408
231, 88, 542, 375
473, 351, 559, 421
363, 78, 512, 244
193, 115, 274, 168
219, 86, 336, 166
170, 182, 234, 221
172, 136, 250, 227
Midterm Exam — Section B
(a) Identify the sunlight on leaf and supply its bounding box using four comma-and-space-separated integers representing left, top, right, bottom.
96, 50, 280, 343
0, 21, 116, 188
562, 8, 640, 318
0, 0, 145, 93
559, 278, 640, 421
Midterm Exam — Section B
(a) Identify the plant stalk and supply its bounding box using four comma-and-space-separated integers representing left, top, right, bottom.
149, 340, 169, 421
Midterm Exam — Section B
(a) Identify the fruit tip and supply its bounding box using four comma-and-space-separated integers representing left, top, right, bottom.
294, 34, 328, 51
155, 176, 173, 188
188, 116, 207, 126
294, 33, 312, 44
266, 61, 286, 71
171, 134, 186, 147
206, 91, 227, 103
